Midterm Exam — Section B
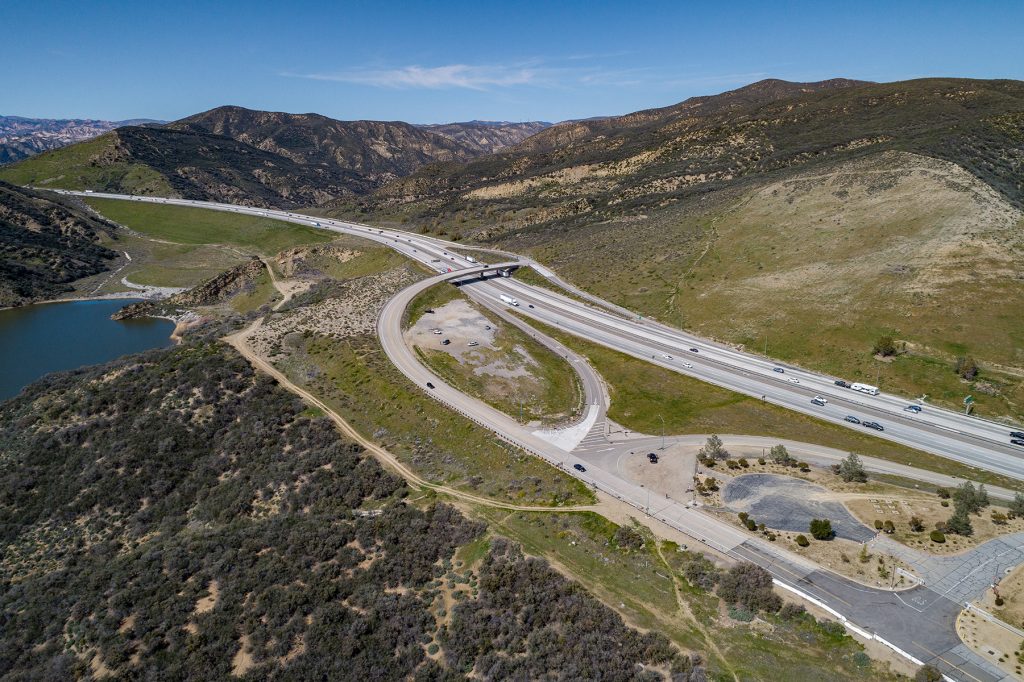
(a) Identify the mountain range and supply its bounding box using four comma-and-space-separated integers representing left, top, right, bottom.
0, 108, 548, 207
0, 115, 163, 164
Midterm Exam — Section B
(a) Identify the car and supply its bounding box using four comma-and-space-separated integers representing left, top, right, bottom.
688, 347, 699, 353
647, 453, 659, 463
788, 377, 800, 384
773, 367, 785, 374
425, 308, 435, 314
661, 354, 673, 360
468, 341, 479, 347
1010, 431, 1024, 439
811, 396, 827, 406
904, 404, 922, 413
426, 382, 435, 389
1010, 439, 1024, 446
528, 304, 535, 308
432, 329, 442, 335
441, 339, 451, 345
573, 463, 587, 472
862, 421, 884, 431
844, 415, 861, 424
682, 361, 693, 369
484, 325, 491, 330
834, 379, 850, 388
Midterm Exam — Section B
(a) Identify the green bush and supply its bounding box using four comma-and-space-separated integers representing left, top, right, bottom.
795, 534, 810, 547
930, 530, 946, 543
874, 519, 884, 530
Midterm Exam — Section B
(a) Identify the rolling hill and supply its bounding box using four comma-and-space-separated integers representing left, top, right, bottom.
0, 107, 549, 207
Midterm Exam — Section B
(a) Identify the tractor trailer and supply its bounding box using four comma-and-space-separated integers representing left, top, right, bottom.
499, 294, 520, 307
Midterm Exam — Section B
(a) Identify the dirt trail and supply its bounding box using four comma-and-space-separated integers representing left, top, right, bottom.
223, 319, 600, 513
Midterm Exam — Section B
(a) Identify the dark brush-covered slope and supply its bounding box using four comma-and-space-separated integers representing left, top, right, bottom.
0, 181, 118, 306
369, 78, 1024, 228
0, 115, 163, 165
170, 105, 488, 187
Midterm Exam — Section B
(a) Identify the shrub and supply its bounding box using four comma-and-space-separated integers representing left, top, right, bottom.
930, 530, 946, 543
769, 444, 793, 465
954, 355, 979, 380
946, 509, 974, 536
613, 525, 644, 550
940, 500, 949, 507
909, 516, 924, 532
874, 519, 884, 530
809, 519, 833, 540
798, 462, 810, 472
795, 534, 810, 547
744, 518, 757, 531
995, 596, 1005, 607
883, 520, 895, 534
873, 335, 897, 357
683, 553, 721, 591
726, 459, 739, 470
915, 663, 944, 682
757, 457, 766, 465
1011, 492, 1024, 517
738, 512, 749, 523
991, 512, 1008, 525
738, 458, 750, 468
717, 562, 782, 613
937, 488, 950, 499
779, 603, 806, 621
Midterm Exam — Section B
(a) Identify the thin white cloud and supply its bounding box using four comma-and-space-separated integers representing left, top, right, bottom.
285, 64, 540, 90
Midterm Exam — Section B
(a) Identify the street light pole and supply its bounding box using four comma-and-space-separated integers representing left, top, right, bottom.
657, 414, 666, 450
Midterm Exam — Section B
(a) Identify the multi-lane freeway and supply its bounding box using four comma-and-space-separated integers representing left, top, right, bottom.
69, 191, 1024, 482
67, 191, 1023, 680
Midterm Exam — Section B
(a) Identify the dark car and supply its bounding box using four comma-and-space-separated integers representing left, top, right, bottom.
441, 339, 451, 345
647, 452, 659, 463
528, 304, 535, 308
773, 367, 785, 374
835, 380, 850, 388
688, 347, 699, 353
573, 463, 587, 472
426, 382, 435, 389
1011, 439, 1024, 447
425, 308, 435, 314
1011, 431, 1024, 439
863, 421, 884, 431
844, 415, 861, 424
904, 404, 922, 413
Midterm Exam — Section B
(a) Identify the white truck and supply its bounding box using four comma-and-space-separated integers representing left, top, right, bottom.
850, 382, 880, 396
499, 294, 520, 307
466, 256, 477, 264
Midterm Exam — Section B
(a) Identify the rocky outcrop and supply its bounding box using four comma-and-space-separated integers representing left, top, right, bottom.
112, 257, 266, 320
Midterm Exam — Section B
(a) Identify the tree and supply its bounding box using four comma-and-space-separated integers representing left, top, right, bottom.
809, 519, 834, 540
909, 516, 924, 532
946, 509, 974, 536
769, 444, 793, 465
954, 355, 979, 380
873, 335, 897, 357
698, 434, 729, 461
837, 453, 868, 483
1010, 492, 1024, 517
915, 663, 944, 682
953, 481, 989, 515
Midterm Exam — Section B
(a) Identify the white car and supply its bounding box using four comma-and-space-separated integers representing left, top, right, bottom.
661, 354, 673, 360
432, 329, 442, 335
468, 341, 479, 347
811, 395, 827, 406
788, 377, 800, 384
682, 362, 693, 369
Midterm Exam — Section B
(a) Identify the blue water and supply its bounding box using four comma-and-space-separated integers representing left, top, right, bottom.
0, 299, 175, 401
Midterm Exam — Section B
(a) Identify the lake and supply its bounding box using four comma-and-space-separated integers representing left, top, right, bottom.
0, 299, 175, 401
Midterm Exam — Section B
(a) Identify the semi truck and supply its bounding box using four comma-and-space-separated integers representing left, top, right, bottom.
850, 382, 880, 396
499, 294, 520, 307
466, 256, 477, 263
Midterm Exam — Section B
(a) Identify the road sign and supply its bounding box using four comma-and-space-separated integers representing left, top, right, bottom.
964, 395, 974, 405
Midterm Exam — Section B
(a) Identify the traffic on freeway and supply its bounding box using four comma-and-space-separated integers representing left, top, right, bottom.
63, 191, 1024, 482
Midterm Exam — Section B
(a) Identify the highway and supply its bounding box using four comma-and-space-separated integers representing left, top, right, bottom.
66, 191, 1023, 679
67, 191, 1024, 482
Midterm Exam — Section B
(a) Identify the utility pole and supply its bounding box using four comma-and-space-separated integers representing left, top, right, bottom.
657, 414, 666, 450
764, 333, 768, 356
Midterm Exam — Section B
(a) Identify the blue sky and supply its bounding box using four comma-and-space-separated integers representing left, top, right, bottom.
1, 0, 1022, 123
